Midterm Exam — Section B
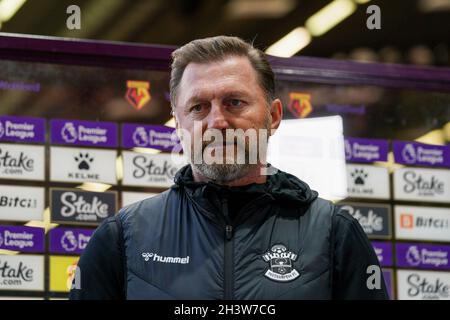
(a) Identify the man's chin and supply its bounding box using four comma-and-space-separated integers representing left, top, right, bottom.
191, 163, 252, 184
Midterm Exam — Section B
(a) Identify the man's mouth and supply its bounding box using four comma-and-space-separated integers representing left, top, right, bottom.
204, 142, 237, 149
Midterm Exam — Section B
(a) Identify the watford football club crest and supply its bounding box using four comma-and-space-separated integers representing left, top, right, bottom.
125, 80, 151, 110
288, 92, 312, 118
262, 244, 300, 282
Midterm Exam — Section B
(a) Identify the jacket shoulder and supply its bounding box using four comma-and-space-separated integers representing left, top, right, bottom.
307, 197, 362, 228
117, 189, 178, 234
118, 190, 171, 221
307, 197, 338, 218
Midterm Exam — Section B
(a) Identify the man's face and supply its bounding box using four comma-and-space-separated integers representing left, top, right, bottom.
173, 55, 281, 183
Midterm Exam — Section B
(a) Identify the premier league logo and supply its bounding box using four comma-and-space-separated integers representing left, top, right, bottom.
0, 121, 4, 138
61, 231, 78, 252
345, 140, 352, 160
402, 143, 417, 164
132, 127, 148, 147
262, 244, 299, 282
406, 246, 422, 266
61, 122, 78, 143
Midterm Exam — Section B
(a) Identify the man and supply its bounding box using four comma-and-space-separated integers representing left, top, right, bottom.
70, 36, 388, 300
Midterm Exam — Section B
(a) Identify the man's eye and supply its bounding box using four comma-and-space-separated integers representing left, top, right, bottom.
229, 99, 243, 107
191, 104, 204, 112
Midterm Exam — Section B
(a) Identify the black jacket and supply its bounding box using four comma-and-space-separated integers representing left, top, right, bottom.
69, 165, 389, 300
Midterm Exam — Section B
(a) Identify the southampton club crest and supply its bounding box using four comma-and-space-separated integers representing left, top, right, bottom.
262, 244, 299, 282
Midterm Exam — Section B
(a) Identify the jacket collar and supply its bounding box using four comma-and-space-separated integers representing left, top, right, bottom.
172, 164, 318, 222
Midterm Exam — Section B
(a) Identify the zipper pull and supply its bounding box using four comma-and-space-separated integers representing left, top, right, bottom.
225, 225, 233, 240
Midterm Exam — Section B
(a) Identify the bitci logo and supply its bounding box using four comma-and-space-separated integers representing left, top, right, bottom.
401, 214, 414, 229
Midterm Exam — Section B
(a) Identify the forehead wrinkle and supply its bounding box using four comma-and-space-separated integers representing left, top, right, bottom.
186, 81, 253, 103
178, 57, 259, 105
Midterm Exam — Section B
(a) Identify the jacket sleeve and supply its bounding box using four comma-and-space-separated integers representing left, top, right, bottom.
331, 208, 390, 300
69, 216, 125, 300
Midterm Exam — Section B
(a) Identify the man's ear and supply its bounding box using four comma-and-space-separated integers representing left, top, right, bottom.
171, 108, 179, 130
174, 114, 179, 131
173, 112, 183, 141
269, 98, 283, 134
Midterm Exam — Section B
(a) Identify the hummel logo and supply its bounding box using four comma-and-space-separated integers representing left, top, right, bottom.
142, 252, 152, 261
141, 252, 190, 264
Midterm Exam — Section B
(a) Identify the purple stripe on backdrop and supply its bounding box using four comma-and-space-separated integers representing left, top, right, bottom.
1, 33, 450, 91
393, 141, 450, 168
50, 119, 118, 147
345, 137, 389, 163
49, 227, 94, 255
396, 243, 450, 270
0, 115, 46, 143
0, 225, 45, 253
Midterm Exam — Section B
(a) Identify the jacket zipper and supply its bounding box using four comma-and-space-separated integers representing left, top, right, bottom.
222, 197, 234, 300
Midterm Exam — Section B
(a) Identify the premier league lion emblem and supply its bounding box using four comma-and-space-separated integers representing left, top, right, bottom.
344, 140, 352, 160
402, 143, 417, 164
0, 121, 4, 138
132, 127, 148, 147
61, 122, 78, 143
262, 244, 299, 282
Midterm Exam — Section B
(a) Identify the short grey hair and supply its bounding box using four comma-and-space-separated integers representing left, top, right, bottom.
170, 35, 275, 111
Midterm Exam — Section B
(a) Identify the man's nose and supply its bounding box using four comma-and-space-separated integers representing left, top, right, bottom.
206, 103, 230, 130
